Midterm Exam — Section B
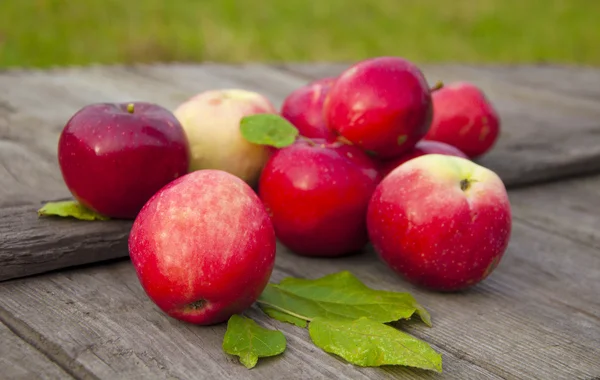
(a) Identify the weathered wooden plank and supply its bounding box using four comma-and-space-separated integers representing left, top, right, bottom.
3, 62, 600, 282
275, 62, 600, 188
0, 64, 308, 281
0, 203, 132, 282
509, 173, 600, 250
0, 320, 73, 380
0, 260, 501, 380
458, 64, 600, 102
3, 170, 599, 283
0, 213, 598, 380
0, 65, 238, 207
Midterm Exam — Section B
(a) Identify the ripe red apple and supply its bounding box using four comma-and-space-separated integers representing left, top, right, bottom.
367, 154, 512, 291
377, 140, 469, 178
58, 102, 190, 219
173, 89, 277, 187
424, 82, 500, 158
128, 169, 276, 325
258, 138, 381, 257
281, 77, 337, 141
324, 56, 433, 159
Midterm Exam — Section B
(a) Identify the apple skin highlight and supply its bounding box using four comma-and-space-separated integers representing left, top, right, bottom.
324, 56, 433, 159
128, 170, 277, 325
367, 154, 512, 291
174, 89, 277, 187
58, 101, 190, 219
424, 82, 501, 159
258, 138, 381, 257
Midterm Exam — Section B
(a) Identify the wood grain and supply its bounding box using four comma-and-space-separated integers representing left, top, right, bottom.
276, 63, 600, 188
0, 320, 73, 380
3, 170, 599, 284
2, 63, 600, 293
0, 203, 132, 282
0, 213, 598, 380
509, 173, 600, 250
0, 63, 308, 282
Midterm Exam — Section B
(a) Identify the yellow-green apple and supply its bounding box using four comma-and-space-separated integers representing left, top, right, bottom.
280, 77, 337, 141
258, 138, 381, 257
324, 56, 433, 159
424, 82, 500, 158
128, 169, 277, 325
173, 89, 277, 187
58, 102, 190, 219
377, 140, 468, 179
367, 154, 512, 291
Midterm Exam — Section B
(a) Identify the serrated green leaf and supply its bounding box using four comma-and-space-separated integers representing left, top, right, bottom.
240, 114, 299, 148
309, 317, 442, 372
37, 200, 109, 221
257, 271, 431, 326
259, 305, 307, 328
222, 314, 286, 369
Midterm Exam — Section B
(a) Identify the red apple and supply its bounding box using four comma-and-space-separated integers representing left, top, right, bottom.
378, 140, 469, 178
258, 138, 381, 257
173, 89, 277, 187
367, 154, 512, 291
424, 82, 500, 158
324, 56, 433, 159
281, 77, 337, 141
58, 102, 190, 219
128, 169, 276, 325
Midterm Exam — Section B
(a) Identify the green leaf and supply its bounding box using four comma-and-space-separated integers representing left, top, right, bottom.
240, 114, 299, 148
309, 317, 442, 372
222, 314, 286, 369
37, 200, 109, 221
257, 271, 431, 326
259, 306, 307, 328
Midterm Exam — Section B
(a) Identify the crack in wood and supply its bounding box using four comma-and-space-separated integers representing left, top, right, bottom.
0, 306, 99, 380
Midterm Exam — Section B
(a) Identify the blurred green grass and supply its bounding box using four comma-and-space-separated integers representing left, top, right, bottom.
1, 0, 598, 68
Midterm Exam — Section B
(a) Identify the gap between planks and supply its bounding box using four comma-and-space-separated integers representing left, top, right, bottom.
0, 318, 76, 380
2, 172, 599, 283
0, 214, 598, 379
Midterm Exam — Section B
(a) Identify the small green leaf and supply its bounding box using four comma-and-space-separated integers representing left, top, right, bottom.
259, 305, 307, 328
222, 314, 286, 369
240, 114, 299, 148
257, 271, 431, 326
309, 317, 442, 372
37, 200, 109, 221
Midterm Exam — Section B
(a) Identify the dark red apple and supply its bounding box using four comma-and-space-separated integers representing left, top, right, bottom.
424, 82, 500, 158
280, 77, 337, 141
377, 140, 469, 178
128, 169, 276, 325
258, 138, 381, 257
367, 154, 512, 291
324, 56, 433, 159
58, 102, 190, 219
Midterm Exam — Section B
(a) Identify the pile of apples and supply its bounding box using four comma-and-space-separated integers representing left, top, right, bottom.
57, 56, 511, 325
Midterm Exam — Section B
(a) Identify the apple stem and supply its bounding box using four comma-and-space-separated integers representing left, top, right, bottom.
431, 81, 444, 92
127, 103, 135, 114
336, 135, 354, 146
299, 135, 317, 146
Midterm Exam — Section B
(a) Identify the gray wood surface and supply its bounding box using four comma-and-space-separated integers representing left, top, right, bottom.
0, 199, 598, 379
277, 62, 600, 187
509, 173, 600, 250
2, 63, 600, 283
0, 203, 132, 281
1, 63, 600, 379
0, 321, 73, 380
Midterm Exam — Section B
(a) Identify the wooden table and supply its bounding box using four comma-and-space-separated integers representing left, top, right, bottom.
1, 63, 599, 380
